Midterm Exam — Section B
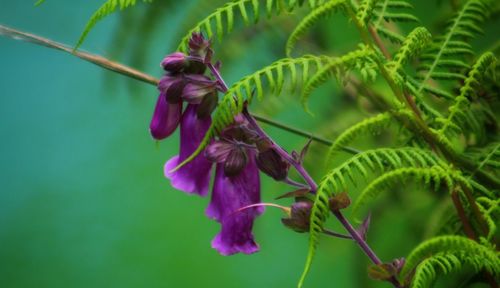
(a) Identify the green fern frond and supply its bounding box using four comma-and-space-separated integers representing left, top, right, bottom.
466, 142, 500, 175
437, 52, 496, 137
402, 235, 500, 287
410, 252, 497, 288
301, 47, 376, 112
325, 111, 406, 167
415, 0, 489, 92
286, 0, 347, 57
388, 27, 431, 77
177, 0, 307, 52
476, 197, 499, 240
216, 55, 330, 129
76, 0, 154, 49
34, 0, 45, 6
351, 166, 480, 216
299, 147, 440, 287
356, 0, 378, 27
372, 0, 419, 43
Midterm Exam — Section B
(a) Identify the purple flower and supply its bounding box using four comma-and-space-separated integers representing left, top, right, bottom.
204, 122, 264, 255
206, 153, 263, 255
149, 91, 182, 140
164, 104, 213, 196
161, 52, 187, 73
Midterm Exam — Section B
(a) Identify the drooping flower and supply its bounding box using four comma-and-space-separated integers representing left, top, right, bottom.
206, 154, 263, 255
164, 104, 213, 196
149, 90, 182, 140
205, 121, 264, 255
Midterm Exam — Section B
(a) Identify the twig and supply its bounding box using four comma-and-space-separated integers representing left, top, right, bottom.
0, 24, 360, 154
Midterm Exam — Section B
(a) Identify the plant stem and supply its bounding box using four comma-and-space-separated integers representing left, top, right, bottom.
0, 24, 360, 152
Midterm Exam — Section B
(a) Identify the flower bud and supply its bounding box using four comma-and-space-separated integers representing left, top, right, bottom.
256, 148, 290, 181
224, 146, 248, 177
281, 201, 312, 233
188, 32, 211, 57
161, 52, 187, 73
222, 125, 259, 144
329, 192, 351, 212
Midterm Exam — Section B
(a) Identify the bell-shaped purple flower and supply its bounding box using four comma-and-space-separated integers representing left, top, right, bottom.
164, 104, 213, 196
149, 91, 182, 140
206, 152, 263, 255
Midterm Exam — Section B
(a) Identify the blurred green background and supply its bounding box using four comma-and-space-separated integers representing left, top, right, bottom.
0, 1, 497, 287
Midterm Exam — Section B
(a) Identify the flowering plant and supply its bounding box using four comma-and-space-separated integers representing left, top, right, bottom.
2, 0, 499, 287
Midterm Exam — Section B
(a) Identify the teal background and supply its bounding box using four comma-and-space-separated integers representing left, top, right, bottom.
0, 1, 496, 287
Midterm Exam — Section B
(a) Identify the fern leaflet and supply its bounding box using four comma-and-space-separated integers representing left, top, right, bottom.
177, 0, 308, 52
76, 0, 154, 49
286, 0, 347, 57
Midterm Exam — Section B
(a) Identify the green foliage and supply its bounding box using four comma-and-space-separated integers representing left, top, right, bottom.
436, 52, 497, 139
76, 0, 154, 49
286, 0, 347, 56
401, 235, 500, 287
299, 147, 440, 287
177, 0, 308, 52
372, 0, 419, 44
351, 165, 491, 217
388, 27, 431, 77
325, 111, 402, 166
356, 0, 378, 27
301, 47, 376, 112
414, 0, 489, 97
476, 197, 499, 240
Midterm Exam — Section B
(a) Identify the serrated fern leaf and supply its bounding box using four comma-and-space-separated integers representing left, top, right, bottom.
410, 252, 497, 288
402, 235, 500, 287
476, 197, 499, 240
415, 0, 489, 92
301, 47, 376, 112
177, 0, 307, 52
299, 147, 440, 287
351, 166, 479, 217
437, 52, 496, 137
326, 111, 406, 167
76, 0, 154, 49
388, 27, 431, 77
372, 0, 419, 44
215, 55, 330, 130
286, 0, 347, 57
356, 0, 378, 27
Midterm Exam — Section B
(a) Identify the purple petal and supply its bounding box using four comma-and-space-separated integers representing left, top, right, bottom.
206, 153, 263, 255
164, 104, 212, 196
149, 92, 182, 140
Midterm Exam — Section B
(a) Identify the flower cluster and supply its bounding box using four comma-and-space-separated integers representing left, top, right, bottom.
150, 33, 290, 255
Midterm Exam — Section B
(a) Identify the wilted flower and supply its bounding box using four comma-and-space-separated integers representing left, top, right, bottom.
281, 201, 312, 233
256, 139, 290, 181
